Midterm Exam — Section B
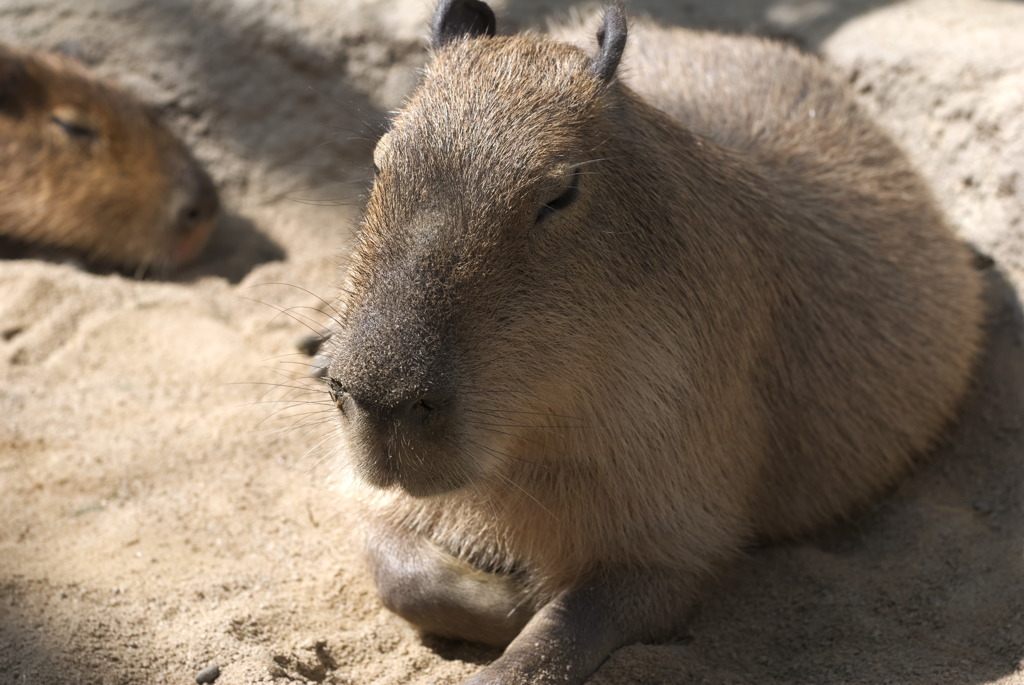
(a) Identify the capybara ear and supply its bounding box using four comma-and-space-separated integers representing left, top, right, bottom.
592, 3, 628, 82
431, 0, 497, 48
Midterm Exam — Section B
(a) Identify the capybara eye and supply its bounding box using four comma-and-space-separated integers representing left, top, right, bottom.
536, 171, 580, 223
50, 106, 97, 139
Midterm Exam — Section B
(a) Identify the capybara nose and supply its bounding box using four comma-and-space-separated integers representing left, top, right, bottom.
399, 394, 449, 426
169, 167, 219, 266
348, 390, 450, 429
177, 167, 220, 231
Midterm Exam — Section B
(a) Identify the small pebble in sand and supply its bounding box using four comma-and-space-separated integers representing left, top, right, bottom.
195, 663, 221, 684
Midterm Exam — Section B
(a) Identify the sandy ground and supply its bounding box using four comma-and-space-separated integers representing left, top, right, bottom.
1, 0, 1023, 683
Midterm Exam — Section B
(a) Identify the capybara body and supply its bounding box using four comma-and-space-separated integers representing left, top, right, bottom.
322, 2, 983, 682
0, 43, 218, 272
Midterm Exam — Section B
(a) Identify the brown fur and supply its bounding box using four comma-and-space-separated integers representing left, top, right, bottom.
0, 44, 219, 273
321, 3, 983, 683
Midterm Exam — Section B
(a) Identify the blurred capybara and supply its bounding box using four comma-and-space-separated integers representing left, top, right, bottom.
0, 43, 218, 273
318, 1, 983, 683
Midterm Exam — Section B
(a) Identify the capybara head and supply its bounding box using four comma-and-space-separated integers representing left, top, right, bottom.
0, 44, 219, 273
325, 2, 634, 497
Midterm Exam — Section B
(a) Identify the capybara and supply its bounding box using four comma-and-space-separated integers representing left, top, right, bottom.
319, 1, 983, 682
0, 43, 218, 273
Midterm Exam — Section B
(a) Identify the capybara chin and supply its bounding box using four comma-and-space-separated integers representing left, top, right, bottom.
320, 0, 983, 682
0, 43, 219, 274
